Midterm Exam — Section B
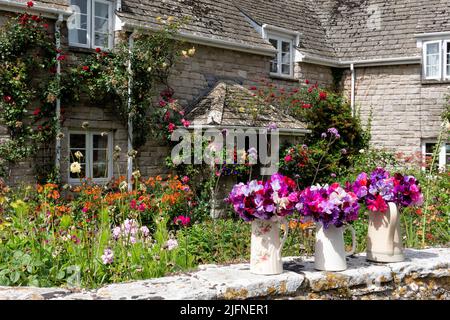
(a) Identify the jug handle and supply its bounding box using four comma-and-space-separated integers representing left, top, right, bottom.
344, 225, 356, 256
387, 202, 398, 256
278, 218, 289, 259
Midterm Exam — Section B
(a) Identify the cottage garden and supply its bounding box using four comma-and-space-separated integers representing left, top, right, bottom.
0, 5, 449, 289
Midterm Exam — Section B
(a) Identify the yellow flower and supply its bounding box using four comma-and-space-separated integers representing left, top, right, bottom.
167, 16, 174, 23
156, 16, 162, 23
70, 162, 81, 174
238, 107, 245, 112
74, 151, 83, 159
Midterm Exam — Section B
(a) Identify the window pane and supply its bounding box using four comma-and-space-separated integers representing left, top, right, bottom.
68, 0, 88, 45
425, 143, 436, 155
70, 149, 86, 163
70, 134, 86, 149
446, 44, 450, 76
281, 64, 290, 75
94, 1, 109, 19
94, 33, 108, 47
71, 0, 88, 13
269, 38, 278, 73
446, 144, 450, 167
93, 134, 108, 148
93, 149, 108, 162
425, 43, 440, 78
93, 163, 108, 178
281, 41, 291, 53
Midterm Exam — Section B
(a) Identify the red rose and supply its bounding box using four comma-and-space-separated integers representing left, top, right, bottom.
27, 1, 34, 8
82, 66, 89, 71
249, 86, 257, 90
43, 23, 49, 29
3, 95, 12, 103
33, 108, 41, 116
57, 54, 66, 61
181, 119, 190, 128
159, 100, 167, 107
305, 79, 310, 84
319, 91, 327, 100
95, 48, 101, 53
302, 103, 311, 109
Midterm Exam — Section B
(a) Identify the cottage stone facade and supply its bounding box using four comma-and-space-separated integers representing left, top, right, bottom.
0, 0, 449, 185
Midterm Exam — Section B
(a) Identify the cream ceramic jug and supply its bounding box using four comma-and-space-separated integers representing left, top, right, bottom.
250, 219, 288, 275
314, 223, 356, 271
366, 202, 405, 262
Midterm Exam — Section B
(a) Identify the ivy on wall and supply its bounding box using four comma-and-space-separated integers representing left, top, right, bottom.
0, 8, 60, 177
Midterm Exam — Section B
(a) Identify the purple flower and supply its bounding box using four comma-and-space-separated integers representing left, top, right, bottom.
101, 248, 114, 265
327, 127, 340, 138
268, 122, 278, 131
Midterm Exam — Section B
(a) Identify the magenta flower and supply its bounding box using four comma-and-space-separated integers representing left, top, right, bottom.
174, 215, 190, 226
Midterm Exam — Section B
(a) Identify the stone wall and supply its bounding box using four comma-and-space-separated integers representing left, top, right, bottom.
0, 248, 448, 300
343, 64, 449, 155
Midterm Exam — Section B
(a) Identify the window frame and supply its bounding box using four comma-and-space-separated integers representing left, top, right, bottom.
68, 0, 113, 50
68, 131, 113, 184
267, 33, 294, 78
444, 40, 450, 80
421, 140, 448, 171
423, 40, 442, 80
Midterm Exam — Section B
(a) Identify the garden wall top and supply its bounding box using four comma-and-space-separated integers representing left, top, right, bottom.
0, 247, 449, 300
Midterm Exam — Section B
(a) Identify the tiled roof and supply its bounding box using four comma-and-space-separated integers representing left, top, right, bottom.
118, 0, 274, 53
186, 80, 307, 130
314, 0, 450, 61
233, 0, 336, 59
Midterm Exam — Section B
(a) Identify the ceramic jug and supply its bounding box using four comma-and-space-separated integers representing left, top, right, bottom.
250, 219, 288, 275
314, 223, 356, 271
367, 202, 405, 262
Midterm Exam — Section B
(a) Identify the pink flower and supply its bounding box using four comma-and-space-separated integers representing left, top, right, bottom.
367, 195, 388, 213
284, 154, 293, 162
82, 207, 88, 213
181, 118, 190, 128
138, 203, 146, 211
168, 123, 176, 132
181, 176, 189, 184
159, 100, 167, 107
174, 215, 190, 226
130, 199, 137, 210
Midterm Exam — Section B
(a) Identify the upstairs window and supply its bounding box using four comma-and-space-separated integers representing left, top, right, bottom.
423, 40, 450, 80
268, 35, 293, 77
68, 0, 113, 49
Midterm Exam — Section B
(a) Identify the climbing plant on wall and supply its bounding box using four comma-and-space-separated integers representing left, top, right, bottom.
0, 6, 60, 177
68, 17, 194, 149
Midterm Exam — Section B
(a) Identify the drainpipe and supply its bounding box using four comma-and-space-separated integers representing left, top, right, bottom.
127, 32, 134, 191
55, 14, 63, 180
350, 63, 356, 117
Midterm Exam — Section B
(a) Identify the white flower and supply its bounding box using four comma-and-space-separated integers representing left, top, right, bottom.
74, 151, 83, 159
166, 239, 178, 251
359, 149, 365, 154
132, 170, 141, 178
70, 162, 81, 174
119, 181, 128, 191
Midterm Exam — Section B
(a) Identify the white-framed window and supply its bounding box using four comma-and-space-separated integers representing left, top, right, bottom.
68, 0, 113, 49
68, 131, 113, 183
267, 34, 294, 77
445, 40, 450, 79
422, 140, 449, 171
422, 40, 450, 80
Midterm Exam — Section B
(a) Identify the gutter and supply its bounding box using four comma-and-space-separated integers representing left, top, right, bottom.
300, 52, 421, 68
121, 20, 277, 57
187, 124, 311, 136
0, 0, 72, 18
350, 63, 355, 117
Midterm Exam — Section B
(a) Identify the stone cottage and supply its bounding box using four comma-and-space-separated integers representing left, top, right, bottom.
0, 0, 449, 185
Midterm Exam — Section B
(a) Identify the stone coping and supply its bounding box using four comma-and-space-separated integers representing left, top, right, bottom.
0, 248, 448, 300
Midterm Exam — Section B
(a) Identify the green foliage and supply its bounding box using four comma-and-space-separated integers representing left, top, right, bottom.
67, 20, 190, 149
0, 12, 58, 177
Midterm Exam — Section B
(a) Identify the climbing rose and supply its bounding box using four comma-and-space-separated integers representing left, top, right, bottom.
95, 48, 101, 53
168, 123, 176, 132
284, 154, 293, 162
82, 66, 89, 71
27, 1, 33, 8
319, 91, 327, 100
181, 118, 190, 128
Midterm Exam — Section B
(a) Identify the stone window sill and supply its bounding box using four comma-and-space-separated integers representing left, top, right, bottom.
269, 73, 299, 82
